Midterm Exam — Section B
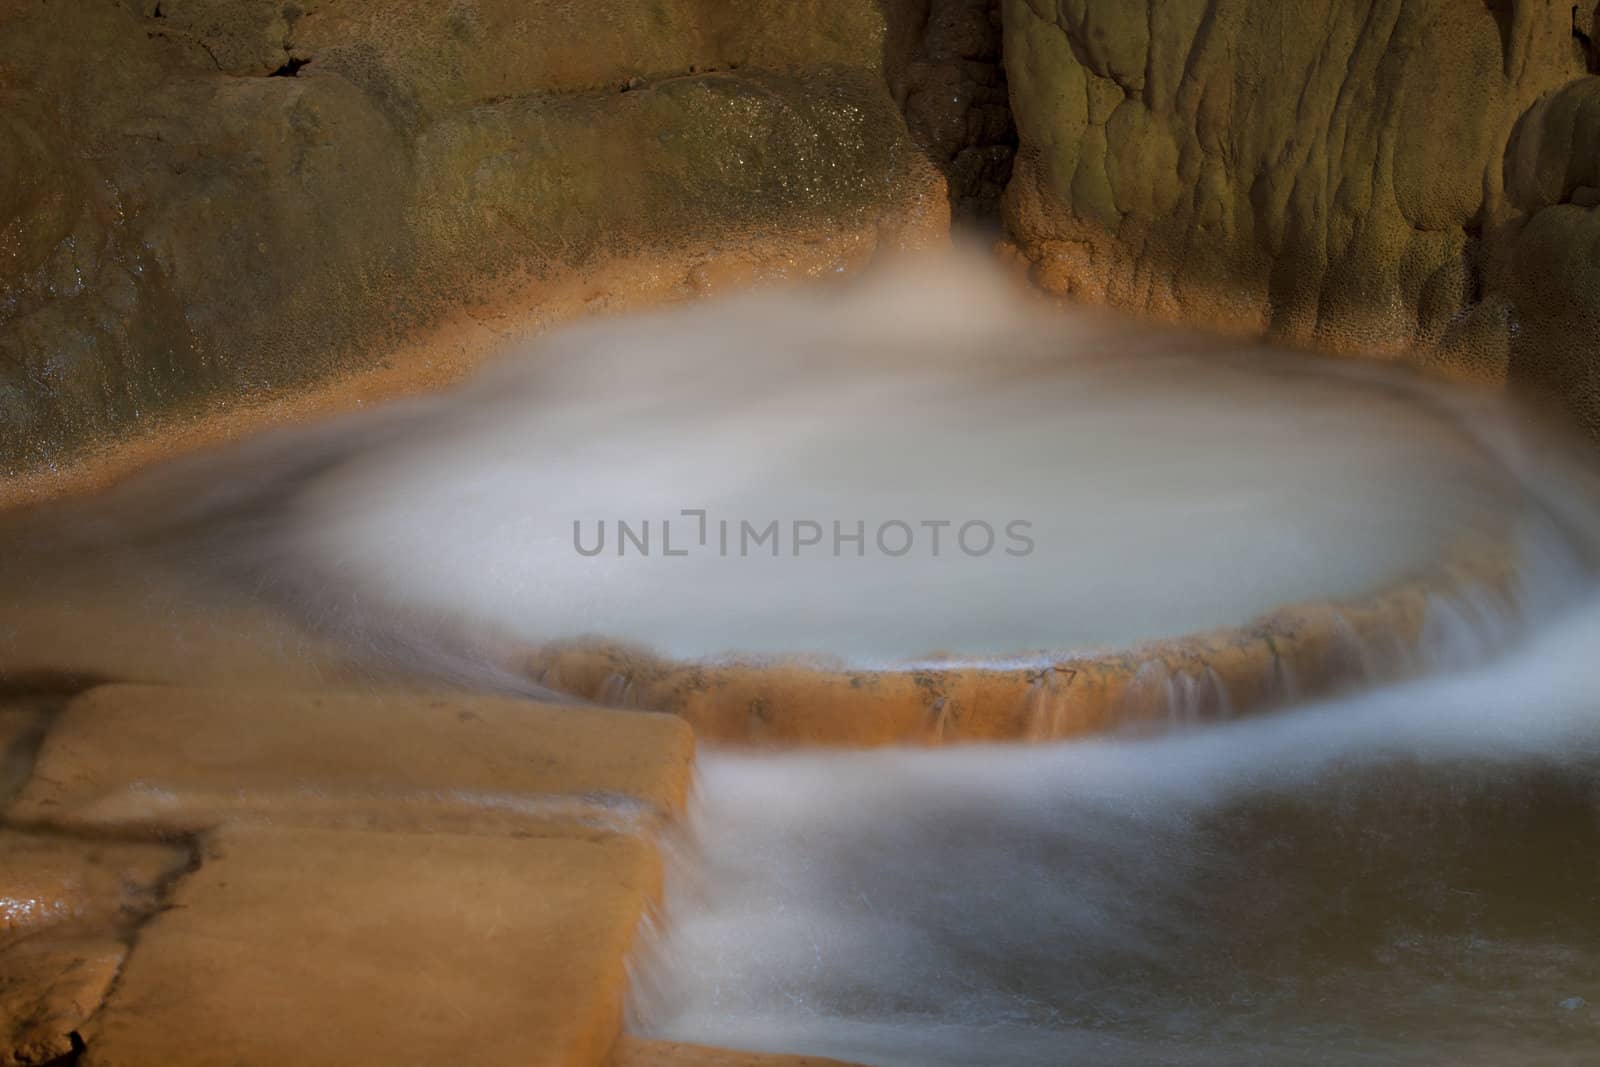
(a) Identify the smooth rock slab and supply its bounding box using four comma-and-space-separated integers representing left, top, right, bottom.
1, 832, 188, 1066
2, 937, 123, 1066
10, 685, 693, 835
82, 827, 660, 1067
0, 832, 187, 941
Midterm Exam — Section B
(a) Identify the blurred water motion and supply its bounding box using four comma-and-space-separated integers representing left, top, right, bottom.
3, 251, 1599, 1064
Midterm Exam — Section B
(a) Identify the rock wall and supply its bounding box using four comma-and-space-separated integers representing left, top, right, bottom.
1001, 0, 1600, 431
885, 0, 1017, 222
0, 0, 945, 475
1492, 67, 1600, 430
15, 0, 1600, 469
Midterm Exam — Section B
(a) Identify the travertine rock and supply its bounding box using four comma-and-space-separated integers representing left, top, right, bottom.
10, 684, 694, 834
0, 833, 186, 940
0, 1, 943, 475
527, 541, 1513, 746
1, 937, 124, 1067
887, 0, 1016, 221
1001, 0, 1600, 429
4, 687, 692, 1065
0, 832, 188, 1065
80, 827, 660, 1067
1489, 73, 1600, 433
280, 0, 886, 105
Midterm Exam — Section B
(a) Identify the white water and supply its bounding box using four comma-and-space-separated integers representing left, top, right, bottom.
632, 588, 1600, 1064
277, 255, 1528, 665
16, 250, 1568, 693
6, 250, 1599, 1064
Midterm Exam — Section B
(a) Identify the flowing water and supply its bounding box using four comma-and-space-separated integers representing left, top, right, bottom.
631, 627, 1600, 1064
4, 252, 1599, 1063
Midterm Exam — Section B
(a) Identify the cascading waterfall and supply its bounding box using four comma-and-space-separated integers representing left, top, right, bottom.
630, 595, 1600, 1065
12, 252, 1558, 693
615, 323, 1600, 1065
3, 251, 1598, 1063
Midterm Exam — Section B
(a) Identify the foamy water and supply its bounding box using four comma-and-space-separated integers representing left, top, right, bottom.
8, 253, 1560, 690
281, 256, 1529, 664
630, 588, 1600, 1064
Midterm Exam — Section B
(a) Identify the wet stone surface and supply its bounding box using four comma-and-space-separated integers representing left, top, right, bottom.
0, 683, 735, 1066
9, 685, 694, 836
0, 831, 190, 1066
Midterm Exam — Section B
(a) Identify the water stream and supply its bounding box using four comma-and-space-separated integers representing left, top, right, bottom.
4, 252, 1598, 1063
632, 604, 1600, 1063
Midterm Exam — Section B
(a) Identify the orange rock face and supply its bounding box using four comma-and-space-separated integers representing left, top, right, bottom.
81, 827, 661, 1067
2, 937, 125, 1066
1000, 0, 1600, 432
526, 542, 1515, 746
10, 685, 694, 835
0, 832, 190, 1065
0, 0, 947, 482
1, 685, 709, 1066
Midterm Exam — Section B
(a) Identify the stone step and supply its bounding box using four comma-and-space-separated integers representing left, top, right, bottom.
9, 684, 693, 836
0, 831, 187, 939
82, 826, 661, 1067
2, 936, 125, 1065
0, 830, 189, 1064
